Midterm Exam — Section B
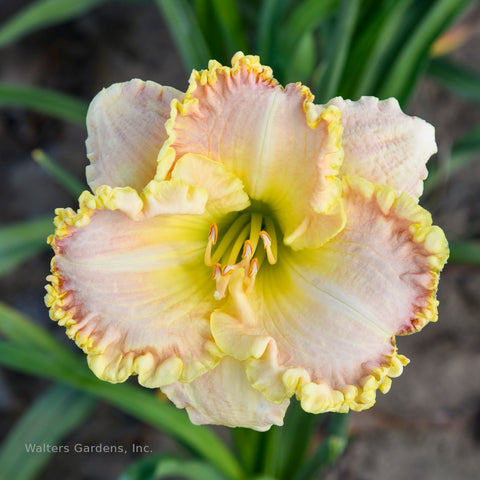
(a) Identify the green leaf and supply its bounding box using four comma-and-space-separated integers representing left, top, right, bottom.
118, 454, 229, 480
423, 123, 480, 195
449, 240, 480, 266
0, 305, 245, 480
315, 0, 360, 102
280, 0, 338, 55
276, 401, 318, 480
232, 428, 262, 476
155, 0, 211, 70
0, 0, 107, 48
210, 0, 249, 54
0, 302, 77, 367
257, 0, 290, 67
294, 413, 349, 480
349, 0, 414, 98
428, 57, 480, 103
0, 83, 88, 125
283, 31, 315, 84
32, 149, 85, 197
0, 383, 95, 480
378, 0, 471, 105
0, 216, 53, 276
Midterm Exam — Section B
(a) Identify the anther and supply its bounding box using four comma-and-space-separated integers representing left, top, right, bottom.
246, 258, 259, 294
205, 223, 218, 266
212, 263, 222, 279
248, 258, 259, 277
259, 230, 277, 264
242, 240, 253, 259
209, 223, 218, 244
222, 265, 235, 277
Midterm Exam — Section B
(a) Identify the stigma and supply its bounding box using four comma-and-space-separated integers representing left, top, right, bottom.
204, 213, 278, 300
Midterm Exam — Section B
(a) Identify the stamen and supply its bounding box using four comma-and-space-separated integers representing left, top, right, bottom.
209, 223, 218, 243
210, 213, 250, 265
205, 213, 279, 299
263, 217, 278, 264
246, 258, 259, 294
226, 223, 250, 266
242, 240, 253, 259
248, 258, 259, 277
214, 273, 231, 300
204, 223, 218, 266
249, 213, 263, 252
214, 278, 229, 300
212, 263, 222, 279
260, 230, 277, 264
222, 265, 234, 276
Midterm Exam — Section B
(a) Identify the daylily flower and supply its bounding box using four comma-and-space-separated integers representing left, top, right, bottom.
45, 53, 448, 431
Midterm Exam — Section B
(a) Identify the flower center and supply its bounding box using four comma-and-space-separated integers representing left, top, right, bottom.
204, 212, 278, 300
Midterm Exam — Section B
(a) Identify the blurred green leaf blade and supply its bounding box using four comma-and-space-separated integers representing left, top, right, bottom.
350, 0, 414, 98
284, 31, 315, 84
378, 0, 471, 105
0, 83, 88, 125
449, 240, 480, 265
0, 0, 107, 48
0, 216, 52, 277
424, 122, 480, 195
428, 57, 480, 103
155, 0, 211, 70
282, 0, 338, 54
0, 305, 244, 480
0, 383, 95, 480
210, 0, 249, 54
33, 149, 86, 197
294, 413, 349, 480
118, 454, 229, 480
316, 0, 360, 102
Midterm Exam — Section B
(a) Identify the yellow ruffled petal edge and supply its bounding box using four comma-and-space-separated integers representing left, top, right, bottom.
44, 181, 215, 386
155, 52, 344, 216
155, 52, 279, 182
280, 339, 409, 414
343, 176, 449, 332
244, 176, 449, 414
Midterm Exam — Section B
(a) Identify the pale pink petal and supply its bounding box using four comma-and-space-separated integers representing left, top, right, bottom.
171, 153, 251, 216
326, 96, 437, 199
169, 53, 345, 248
211, 176, 448, 413
86, 79, 183, 191
45, 186, 222, 387
162, 357, 289, 431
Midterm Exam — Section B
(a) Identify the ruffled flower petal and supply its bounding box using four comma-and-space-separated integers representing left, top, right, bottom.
45, 186, 223, 387
162, 356, 289, 431
168, 52, 345, 248
170, 153, 251, 216
326, 96, 437, 199
211, 176, 448, 413
86, 79, 183, 192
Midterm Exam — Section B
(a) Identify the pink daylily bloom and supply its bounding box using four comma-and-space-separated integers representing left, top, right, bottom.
45, 53, 448, 430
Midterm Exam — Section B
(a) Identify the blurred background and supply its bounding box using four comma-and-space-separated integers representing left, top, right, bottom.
1, 1, 480, 479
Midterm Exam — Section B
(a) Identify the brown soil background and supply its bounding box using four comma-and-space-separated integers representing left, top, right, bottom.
1, 2, 479, 479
